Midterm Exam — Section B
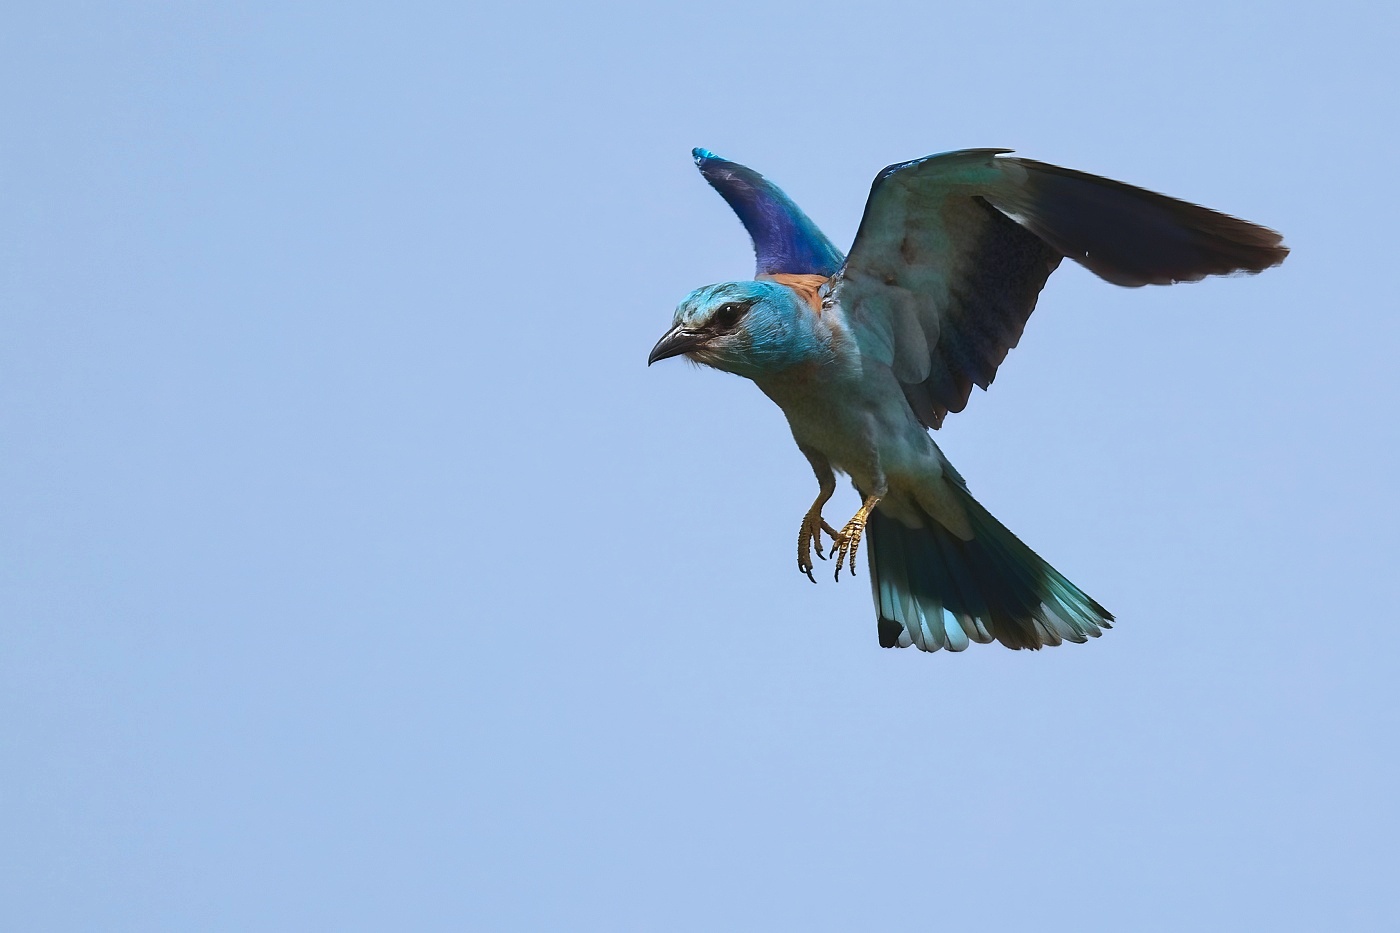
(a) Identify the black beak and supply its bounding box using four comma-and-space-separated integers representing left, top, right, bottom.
647, 326, 707, 365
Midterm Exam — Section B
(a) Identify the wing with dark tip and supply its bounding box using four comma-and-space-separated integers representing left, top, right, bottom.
836, 149, 1289, 428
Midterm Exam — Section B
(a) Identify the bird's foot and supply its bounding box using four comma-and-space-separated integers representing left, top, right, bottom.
832, 495, 881, 581
797, 505, 841, 584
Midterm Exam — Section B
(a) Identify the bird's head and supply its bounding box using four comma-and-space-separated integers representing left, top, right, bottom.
647, 280, 825, 380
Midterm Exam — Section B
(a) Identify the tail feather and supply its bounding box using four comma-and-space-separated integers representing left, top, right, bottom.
867, 485, 1113, 652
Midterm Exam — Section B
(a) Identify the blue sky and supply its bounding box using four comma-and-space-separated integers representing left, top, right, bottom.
3, 2, 1397, 929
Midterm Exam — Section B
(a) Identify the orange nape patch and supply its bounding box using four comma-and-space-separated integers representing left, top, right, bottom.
758, 273, 831, 314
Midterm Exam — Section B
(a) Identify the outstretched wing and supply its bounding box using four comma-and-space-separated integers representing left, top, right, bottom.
693, 148, 845, 277
836, 149, 1289, 428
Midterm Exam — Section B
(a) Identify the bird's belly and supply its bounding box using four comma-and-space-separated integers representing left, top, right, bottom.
760, 368, 975, 536
758, 367, 939, 494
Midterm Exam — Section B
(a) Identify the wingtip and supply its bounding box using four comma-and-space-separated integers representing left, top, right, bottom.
692, 147, 742, 186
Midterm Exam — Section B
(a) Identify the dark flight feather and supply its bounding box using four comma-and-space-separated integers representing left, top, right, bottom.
995, 158, 1289, 287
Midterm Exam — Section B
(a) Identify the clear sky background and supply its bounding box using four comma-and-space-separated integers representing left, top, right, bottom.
3, 2, 1397, 930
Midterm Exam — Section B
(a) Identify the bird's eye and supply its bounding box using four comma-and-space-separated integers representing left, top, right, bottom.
713, 302, 748, 331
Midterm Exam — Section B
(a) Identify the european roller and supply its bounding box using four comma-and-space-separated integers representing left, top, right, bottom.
649, 148, 1287, 653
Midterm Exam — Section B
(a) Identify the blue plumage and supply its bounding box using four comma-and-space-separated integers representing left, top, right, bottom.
693, 148, 845, 277
652, 148, 1287, 654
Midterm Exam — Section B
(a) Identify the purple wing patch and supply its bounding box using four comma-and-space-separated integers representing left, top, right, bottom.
694, 148, 845, 277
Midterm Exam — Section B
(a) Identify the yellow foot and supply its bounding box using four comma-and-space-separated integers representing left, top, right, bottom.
832, 495, 881, 581
797, 505, 841, 584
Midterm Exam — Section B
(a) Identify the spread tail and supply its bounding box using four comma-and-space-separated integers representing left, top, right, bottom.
866, 485, 1113, 652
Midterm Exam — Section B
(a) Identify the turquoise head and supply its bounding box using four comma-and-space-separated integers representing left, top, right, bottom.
647, 280, 829, 380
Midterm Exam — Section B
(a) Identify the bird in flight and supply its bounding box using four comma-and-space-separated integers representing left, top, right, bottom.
649, 148, 1286, 653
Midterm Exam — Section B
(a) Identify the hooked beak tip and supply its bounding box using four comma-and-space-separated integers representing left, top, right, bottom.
648, 326, 704, 366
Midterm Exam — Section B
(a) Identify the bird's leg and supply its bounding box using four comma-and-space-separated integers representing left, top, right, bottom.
797, 447, 839, 584
832, 495, 882, 581
797, 496, 841, 584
